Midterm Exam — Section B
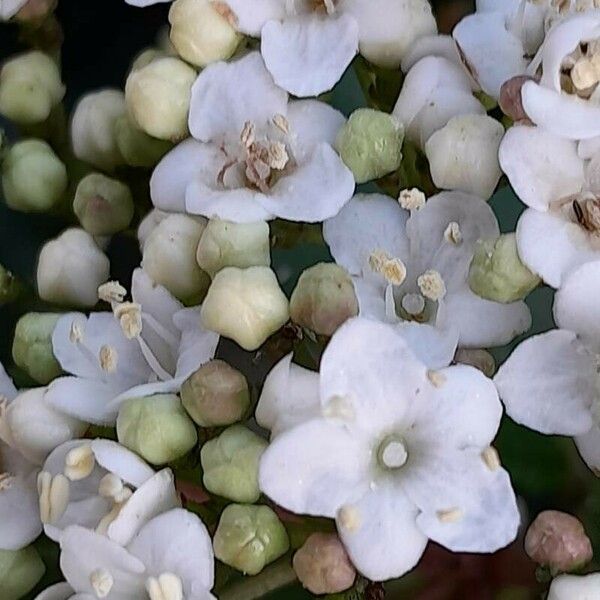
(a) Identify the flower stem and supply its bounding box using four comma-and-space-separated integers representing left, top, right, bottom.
219, 559, 297, 600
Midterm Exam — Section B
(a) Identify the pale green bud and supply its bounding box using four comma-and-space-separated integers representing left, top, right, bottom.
114, 115, 172, 168
201, 266, 290, 351
73, 173, 134, 236
469, 233, 540, 303
336, 108, 404, 184
213, 504, 290, 575
129, 48, 168, 73
196, 219, 271, 278
12, 312, 61, 384
169, 0, 241, 68
117, 394, 198, 465
2, 139, 67, 213
125, 57, 196, 141
0, 546, 45, 600
290, 263, 358, 336
0, 51, 64, 124
181, 359, 250, 427
201, 425, 267, 503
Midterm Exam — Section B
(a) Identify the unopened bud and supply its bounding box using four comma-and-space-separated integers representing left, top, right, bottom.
213, 504, 289, 576
2, 140, 67, 213
114, 115, 172, 168
454, 348, 496, 378
0, 546, 45, 600
181, 359, 249, 427
469, 234, 540, 303
73, 173, 134, 236
289, 263, 358, 336
499, 76, 534, 123
129, 48, 168, 74
137, 209, 169, 251
336, 108, 404, 184
293, 533, 356, 595
548, 573, 600, 600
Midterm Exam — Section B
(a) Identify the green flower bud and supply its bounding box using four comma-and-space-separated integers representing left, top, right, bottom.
196, 219, 271, 278
129, 48, 168, 73
181, 359, 250, 427
201, 266, 290, 351
214, 504, 290, 576
0, 51, 64, 124
469, 233, 541, 303
335, 108, 404, 184
0, 264, 20, 305
2, 139, 67, 213
73, 173, 134, 236
0, 546, 45, 600
290, 263, 359, 336
169, 0, 241, 68
12, 312, 62, 384
117, 394, 198, 465
114, 115, 173, 168
201, 425, 267, 503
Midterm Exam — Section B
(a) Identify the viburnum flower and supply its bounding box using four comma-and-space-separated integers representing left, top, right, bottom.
259, 318, 520, 581
500, 124, 600, 287
150, 51, 355, 223
45, 268, 219, 425
323, 192, 531, 348
495, 260, 600, 474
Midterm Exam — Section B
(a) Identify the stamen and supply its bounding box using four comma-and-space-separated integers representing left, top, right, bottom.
399, 188, 426, 211
482, 446, 501, 471
114, 302, 143, 339
272, 114, 290, 134
417, 270, 446, 302
90, 568, 114, 598
146, 573, 184, 600
337, 505, 361, 532
571, 57, 600, 90
99, 345, 118, 373
38, 471, 69, 524
64, 444, 95, 481
444, 222, 462, 245
0, 472, 15, 491
98, 281, 127, 304
240, 121, 255, 149
98, 473, 124, 500
427, 370, 447, 388
437, 508, 463, 523
401, 293, 426, 316
267, 142, 289, 170
369, 250, 407, 285
69, 321, 84, 343
0, 396, 13, 446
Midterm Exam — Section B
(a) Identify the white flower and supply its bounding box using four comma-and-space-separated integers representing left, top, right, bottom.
500, 124, 600, 287
150, 52, 354, 223
495, 260, 600, 474
0, 0, 28, 20
258, 317, 520, 581
45, 268, 219, 425
323, 192, 531, 348
547, 572, 600, 600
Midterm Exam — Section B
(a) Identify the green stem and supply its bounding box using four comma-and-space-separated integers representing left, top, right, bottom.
219, 559, 297, 600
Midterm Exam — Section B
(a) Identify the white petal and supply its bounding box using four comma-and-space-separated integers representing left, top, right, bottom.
401, 34, 470, 79
395, 322, 459, 370
128, 508, 214, 592
259, 143, 354, 222
126, 0, 170, 5
223, 0, 286, 36
336, 483, 427, 582
286, 100, 346, 149
189, 52, 287, 143
34, 583, 75, 600
45, 496, 110, 543
0, 361, 17, 400
516, 208, 599, 288
578, 136, 600, 160
352, 277, 390, 322
90, 439, 154, 488
261, 14, 358, 97
575, 426, 600, 474
548, 573, 600, 600
494, 330, 596, 435
499, 125, 584, 211
259, 418, 371, 518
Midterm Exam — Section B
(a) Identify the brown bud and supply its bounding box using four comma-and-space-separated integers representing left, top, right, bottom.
499, 75, 535, 124
293, 533, 356, 595
525, 511, 593, 574
454, 348, 496, 377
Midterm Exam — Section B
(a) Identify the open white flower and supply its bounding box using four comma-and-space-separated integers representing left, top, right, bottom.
259, 318, 519, 581
150, 51, 354, 223
45, 268, 219, 425
495, 260, 600, 474
323, 192, 531, 348
500, 124, 600, 287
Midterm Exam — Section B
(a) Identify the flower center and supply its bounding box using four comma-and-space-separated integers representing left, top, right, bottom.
377, 435, 408, 470
146, 573, 184, 600
573, 196, 600, 234
561, 38, 600, 98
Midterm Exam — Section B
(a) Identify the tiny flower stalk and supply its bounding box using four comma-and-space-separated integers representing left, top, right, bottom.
353, 55, 404, 114
0, 546, 45, 600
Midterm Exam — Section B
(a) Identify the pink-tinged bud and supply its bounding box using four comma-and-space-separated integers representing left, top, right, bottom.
499, 76, 535, 124
525, 511, 593, 574
293, 533, 356, 595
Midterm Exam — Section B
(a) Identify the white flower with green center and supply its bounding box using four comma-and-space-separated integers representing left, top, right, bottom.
258, 317, 520, 581
150, 51, 354, 223
323, 192, 531, 348
495, 260, 600, 474
45, 268, 219, 425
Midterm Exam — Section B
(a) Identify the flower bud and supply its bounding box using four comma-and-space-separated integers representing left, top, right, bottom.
137, 208, 169, 251
141, 214, 211, 305
289, 263, 358, 336
548, 573, 600, 600
201, 425, 267, 503
114, 114, 172, 168
335, 108, 404, 184
181, 359, 250, 427
37, 228, 110, 307
168, 0, 241, 68
12, 312, 62, 384
196, 219, 271, 278
2, 139, 67, 213
73, 173, 134, 236
117, 394, 198, 465
454, 348, 496, 378
201, 266, 290, 351
469, 234, 540, 304
0, 546, 45, 600
125, 57, 196, 141
293, 533, 356, 595
213, 504, 290, 576
525, 511, 593, 574
129, 48, 168, 73
425, 114, 504, 199
71, 89, 126, 171
0, 51, 64, 124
